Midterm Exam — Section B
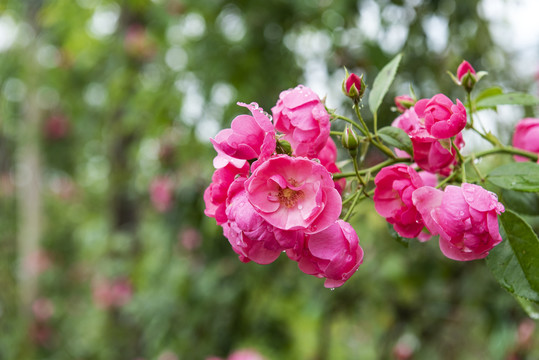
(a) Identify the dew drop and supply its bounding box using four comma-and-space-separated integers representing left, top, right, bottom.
330, 288, 335, 291
298, 204, 303, 210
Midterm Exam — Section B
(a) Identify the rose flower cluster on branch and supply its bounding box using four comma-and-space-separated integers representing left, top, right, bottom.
204, 56, 539, 291
205, 88, 363, 288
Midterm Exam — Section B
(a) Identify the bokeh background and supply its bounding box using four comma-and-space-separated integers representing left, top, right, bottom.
1, 0, 538, 359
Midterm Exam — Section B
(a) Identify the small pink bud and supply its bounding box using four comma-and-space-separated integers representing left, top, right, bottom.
342, 72, 365, 102
394, 95, 415, 113
456, 60, 477, 92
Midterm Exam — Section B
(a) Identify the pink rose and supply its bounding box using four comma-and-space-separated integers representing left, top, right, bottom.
456, 60, 476, 82
245, 155, 342, 233
412, 183, 505, 261
391, 101, 426, 158
272, 85, 330, 157
223, 178, 300, 264
512, 118, 539, 161
423, 94, 467, 139
409, 128, 464, 176
204, 162, 249, 225
373, 164, 426, 238
317, 137, 346, 194
287, 220, 363, 288
150, 176, 175, 212
211, 102, 276, 163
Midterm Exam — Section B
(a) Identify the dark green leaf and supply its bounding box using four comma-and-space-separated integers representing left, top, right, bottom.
378, 126, 413, 156
487, 162, 539, 192
486, 209, 539, 303
369, 53, 402, 116
500, 189, 539, 215
476, 92, 539, 108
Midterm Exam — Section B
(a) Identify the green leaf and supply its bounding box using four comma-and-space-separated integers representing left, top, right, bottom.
486, 209, 539, 303
515, 296, 539, 319
369, 53, 402, 116
499, 189, 539, 215
378, 126, 413, 156
475, 92, 539, 108
487, 162, 539, 192
473, 86, 503, 109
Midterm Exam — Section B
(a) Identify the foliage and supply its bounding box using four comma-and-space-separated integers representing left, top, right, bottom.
0, 0, 537, 359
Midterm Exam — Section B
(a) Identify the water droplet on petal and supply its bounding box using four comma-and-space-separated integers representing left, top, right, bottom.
298, 204, 303, 210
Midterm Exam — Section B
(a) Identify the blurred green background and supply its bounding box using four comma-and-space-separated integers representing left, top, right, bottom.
0, 0, 537, 359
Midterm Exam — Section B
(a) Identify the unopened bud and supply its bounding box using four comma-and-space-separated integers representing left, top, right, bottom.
342, 126, 360, 156
394, 95, 415, 113
342, 69, 366, 103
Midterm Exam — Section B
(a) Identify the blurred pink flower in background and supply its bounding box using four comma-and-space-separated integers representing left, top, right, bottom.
92, 277, 133, 310
23, 250, 52, 277
32, 298, 55, 321
43, 114, 70, 140
178, 227, 202, 251
150, 176, 175, 213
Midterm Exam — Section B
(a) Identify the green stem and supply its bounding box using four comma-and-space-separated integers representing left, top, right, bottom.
333, 157, 412, 180
466, 92, 474, 128
352, 156, 369, 197
452, 138, 466, 183
469, 155, 485, 182
354, 104, 372, 141
436, 170, 460, 189
332, 114, 368, 137
330, 130, 343, 136
343, 190, 361, 222
471, 146, 538, 162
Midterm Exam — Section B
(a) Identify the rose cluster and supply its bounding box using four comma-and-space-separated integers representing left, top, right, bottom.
374, 67, 505, 261
204, 86, 363, 288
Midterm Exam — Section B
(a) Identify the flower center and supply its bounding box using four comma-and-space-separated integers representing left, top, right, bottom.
278, 187, 304, 208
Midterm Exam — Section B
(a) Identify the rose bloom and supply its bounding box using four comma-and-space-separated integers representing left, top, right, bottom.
423, 94, 467, 139
373, 164, 426, 238
245, 155, 341, 234
223, 178, 301, 264
272, 85, 330, 157
409, 128, 464, 176
512, 118, 539, 162
287, 220, 363, 288
204, 162, 249, 225
412, 183, 505, 261
211, 102, 276, 163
